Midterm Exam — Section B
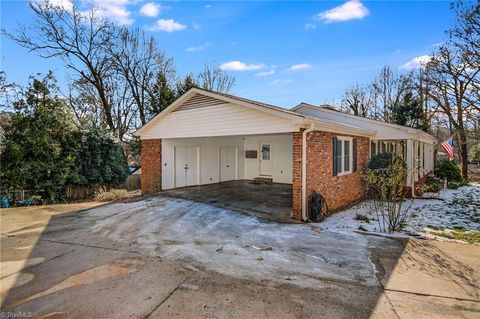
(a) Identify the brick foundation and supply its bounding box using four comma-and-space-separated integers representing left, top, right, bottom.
141, 139, 162, 194
292, 130, 369, 221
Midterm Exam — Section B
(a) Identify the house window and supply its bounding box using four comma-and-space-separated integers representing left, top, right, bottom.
334, 136, 353, 176
261, 144, 270, 160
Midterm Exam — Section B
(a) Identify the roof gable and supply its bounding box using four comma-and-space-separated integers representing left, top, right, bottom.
135, 88, 305, 136
135, 88, 378, 139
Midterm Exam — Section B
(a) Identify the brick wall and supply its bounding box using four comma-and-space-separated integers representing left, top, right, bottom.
292, 130, 369, 221
141, 139, 162, 194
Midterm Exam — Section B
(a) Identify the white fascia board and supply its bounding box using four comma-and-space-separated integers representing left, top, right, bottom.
306, 118, 376, 137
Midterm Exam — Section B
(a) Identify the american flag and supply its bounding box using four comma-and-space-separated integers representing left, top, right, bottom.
441, 138, 454, 159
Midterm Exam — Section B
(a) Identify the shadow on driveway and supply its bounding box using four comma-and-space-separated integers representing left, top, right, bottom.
1, 197, 479, 318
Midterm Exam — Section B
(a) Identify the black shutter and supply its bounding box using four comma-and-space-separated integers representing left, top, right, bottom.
353, 138, 358, 172
333, 137, 338, 176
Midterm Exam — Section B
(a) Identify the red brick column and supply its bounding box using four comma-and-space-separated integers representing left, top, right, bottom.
141, 139, 162, 194
292, 131, 303, 221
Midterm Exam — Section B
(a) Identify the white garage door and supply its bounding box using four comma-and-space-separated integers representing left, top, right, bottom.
220, 147, 238, 182
174, 146, 199, 187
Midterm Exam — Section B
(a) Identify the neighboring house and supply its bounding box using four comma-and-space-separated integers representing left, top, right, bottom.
135, 88, 436, 221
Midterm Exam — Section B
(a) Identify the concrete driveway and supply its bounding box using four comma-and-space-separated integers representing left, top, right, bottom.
1, 197, 479, 318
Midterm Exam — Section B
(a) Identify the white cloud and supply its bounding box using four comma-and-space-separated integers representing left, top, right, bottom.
147, 19, 187, 32
220, 61, 264, 71
270, 79, 294, 85
37, 0, 135, 25
287, 63, 312, 71
204, 4, 212, 9
33, 0, 73, 11
140, 2, 161, 17
255, 69, 275, 77
400, 55, 432, 70
317, 0, 369, 23
305, 23, 316, 29
92, 0, 134, 25
186, 42, 211, 52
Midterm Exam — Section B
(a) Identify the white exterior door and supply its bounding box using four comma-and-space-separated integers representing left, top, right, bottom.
174, 146, 199, 187
220, 147, 237, 182
259, 142, 272, 176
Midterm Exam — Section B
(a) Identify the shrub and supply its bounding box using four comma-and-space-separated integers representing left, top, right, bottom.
423, 176, 443, 193
94, 187, 130, 202
0, 73, 129, 203
470, 144, 480, 164
368, 152, 406, 170
447, 180, 468, 190
435, 160, 463, 182
364, 153, 411, 233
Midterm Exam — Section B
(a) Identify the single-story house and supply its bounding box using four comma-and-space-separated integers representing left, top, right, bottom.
135, 88, 436, 222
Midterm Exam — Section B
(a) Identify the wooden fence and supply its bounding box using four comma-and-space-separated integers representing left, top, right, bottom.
2, 175, 142, 203
117, 174, 141, 191
66, 175, 141, 200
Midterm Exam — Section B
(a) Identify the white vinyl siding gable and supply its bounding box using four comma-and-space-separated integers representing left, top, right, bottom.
140, 102, 299, 139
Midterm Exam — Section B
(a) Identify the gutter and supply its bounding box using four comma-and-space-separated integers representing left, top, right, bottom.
301, 123, 315, 221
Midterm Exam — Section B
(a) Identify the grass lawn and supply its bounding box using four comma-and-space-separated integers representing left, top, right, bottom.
426, 226, 480, 244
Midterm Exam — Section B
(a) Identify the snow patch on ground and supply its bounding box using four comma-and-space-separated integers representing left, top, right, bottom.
321, 183, 480, 238
87, 197, 384, 288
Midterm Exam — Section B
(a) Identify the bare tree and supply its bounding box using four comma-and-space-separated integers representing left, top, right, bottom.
2, 1, 118, 134
371, 66, 413, 121
108, 28, 175, 125
422, 45, 479, 179
450, 0, 480, 69
197, 64, 235, 93
341, 83, 374, 117
69, 72, 139, 142
449, 0, 480, 113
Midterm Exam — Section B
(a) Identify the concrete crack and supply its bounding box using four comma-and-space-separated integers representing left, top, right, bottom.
39, 238, 141, 254
143, 276, 189, 319
383, 288, 480, 303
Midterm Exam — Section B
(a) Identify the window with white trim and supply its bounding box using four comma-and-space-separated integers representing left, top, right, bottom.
334, 136, 353, 175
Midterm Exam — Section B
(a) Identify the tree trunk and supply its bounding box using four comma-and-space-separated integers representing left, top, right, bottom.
458, 129, 469, 180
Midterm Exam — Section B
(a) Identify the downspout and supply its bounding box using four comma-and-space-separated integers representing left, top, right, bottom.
302, 123, 315, 222
411, 139, 417, 198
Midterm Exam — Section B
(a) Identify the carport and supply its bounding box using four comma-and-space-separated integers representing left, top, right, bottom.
160, 132, 294, 222
136, 89, 302, 221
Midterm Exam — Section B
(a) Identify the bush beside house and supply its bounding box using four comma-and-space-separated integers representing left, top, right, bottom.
0, 73, 129, 204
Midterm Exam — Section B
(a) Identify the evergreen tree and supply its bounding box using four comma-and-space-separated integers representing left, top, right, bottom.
0, 72, 129, 202
72, 128, 129, 186
391, 92, 428, 132
176, 74, 198, 96
149, 71, 176, 116
0, 72, 77, 201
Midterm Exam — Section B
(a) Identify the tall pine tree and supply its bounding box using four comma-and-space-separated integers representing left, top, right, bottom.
148, 72, 177, 116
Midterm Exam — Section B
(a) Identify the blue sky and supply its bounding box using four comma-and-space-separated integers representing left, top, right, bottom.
1, 0, 454, 108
